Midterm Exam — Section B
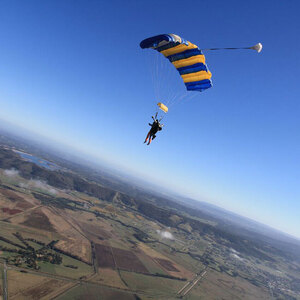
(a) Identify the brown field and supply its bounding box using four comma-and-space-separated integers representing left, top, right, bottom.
91, 268, 128, 289
95, 244, 115, 268
21, 208, 56, 232
112, 247, 149, 274
10, 278, 69, 300
0, 188, 24, 202
0, 219, 57, 244
104, 204, 115, 213
7, 270, 48, 298
135, 251, 167, 275
42, 208, 91, 263
55, 238, 91, 264
0, 187, 35, 219
67, 210, 126, 246
138, 243, 194, 280
40, 282, 77, 300
154, 258, 179, 272
77, 221, 111, 241
1, 207, 22, 215
15, 200, 33, 210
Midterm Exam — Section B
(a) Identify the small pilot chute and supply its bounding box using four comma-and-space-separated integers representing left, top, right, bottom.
250, 43, 263, 53
157, 102, 168, 113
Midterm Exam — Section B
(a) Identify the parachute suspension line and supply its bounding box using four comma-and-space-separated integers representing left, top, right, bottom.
152, 51, 205, 113
167, 64, 181, 106
154, 53, 160, 98
158, 51, 164, 101
151, 51, 171, 106
157, 51, 162, 100
153, 52, 179, 112
165, 91, 180, 108
182, 92, 199, 105
150, 48, 201, 113
159, 54, 171, 103
152, 51, 161, 101
168, 93, 188, 109
161, 59, 187, 110
147, 51, 158, 101
166, 89, 199, 111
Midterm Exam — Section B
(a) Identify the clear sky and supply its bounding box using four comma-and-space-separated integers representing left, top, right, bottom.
0, 0, 299, 238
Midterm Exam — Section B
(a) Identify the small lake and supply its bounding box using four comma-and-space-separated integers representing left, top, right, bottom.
14, 150, 60, 171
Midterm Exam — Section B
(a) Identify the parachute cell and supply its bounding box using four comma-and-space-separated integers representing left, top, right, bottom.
140, 34, 212, 92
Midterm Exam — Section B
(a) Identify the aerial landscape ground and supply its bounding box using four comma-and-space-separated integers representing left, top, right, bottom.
0, 130, 299, 300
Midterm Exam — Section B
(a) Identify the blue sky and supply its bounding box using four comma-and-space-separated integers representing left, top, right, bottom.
0, 0, 299, 238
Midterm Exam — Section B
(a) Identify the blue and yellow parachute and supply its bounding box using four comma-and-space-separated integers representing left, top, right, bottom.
140, 34, 212, 92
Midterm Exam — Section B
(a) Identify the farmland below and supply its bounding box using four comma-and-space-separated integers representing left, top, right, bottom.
0, 135, 299, 299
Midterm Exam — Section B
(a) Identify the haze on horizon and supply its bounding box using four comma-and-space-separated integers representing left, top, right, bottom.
1, 119, 299, 243
0, 0, 299, 239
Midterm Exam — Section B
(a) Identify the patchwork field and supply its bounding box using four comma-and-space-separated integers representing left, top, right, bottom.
119, 270, 184, 296
187, 269, 271, 300
90, 268, 128, 289
7, 271, 73, 300
55, 283, 137, 300
21, 208, 56, 232
112, 247, 149, 273
95, 244, 115, 268
154, 258, 179, 272
0, 146, 299, 300
7, 270, 53, 299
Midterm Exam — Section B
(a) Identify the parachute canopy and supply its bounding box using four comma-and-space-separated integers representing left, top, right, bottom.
140, 34, 212, 92
157, 102, 168, 113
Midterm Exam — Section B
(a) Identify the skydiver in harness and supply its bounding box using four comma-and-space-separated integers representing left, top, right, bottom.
144, 113, 163, 145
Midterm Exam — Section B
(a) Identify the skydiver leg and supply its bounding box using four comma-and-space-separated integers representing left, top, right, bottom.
144, 131, 150, 143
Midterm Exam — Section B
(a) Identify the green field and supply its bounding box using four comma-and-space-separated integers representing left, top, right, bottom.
120, 270, 184, 297
38, 254, 93, 279
56, 283, 137, 300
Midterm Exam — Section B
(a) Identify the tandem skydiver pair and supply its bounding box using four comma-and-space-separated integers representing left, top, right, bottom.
144, 113, 163, 145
